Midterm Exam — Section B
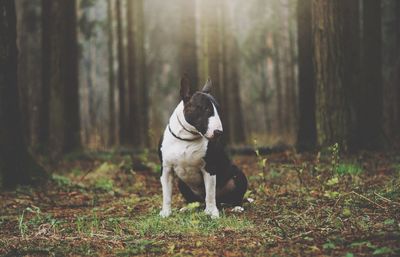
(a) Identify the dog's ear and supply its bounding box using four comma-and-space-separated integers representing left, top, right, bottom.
202, 78, 212, 93
180, 75, 192, 103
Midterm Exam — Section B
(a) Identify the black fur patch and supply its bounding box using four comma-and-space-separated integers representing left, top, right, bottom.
202, 139, 248, 206
183, 92, 216, 135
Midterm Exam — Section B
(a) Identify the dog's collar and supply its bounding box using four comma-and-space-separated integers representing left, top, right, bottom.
167, 113, 202, 142
176, 115, 199, 136
168, 123, 202, 142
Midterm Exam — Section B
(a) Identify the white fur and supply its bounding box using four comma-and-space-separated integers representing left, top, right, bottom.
204, 104, 223, 139
159, 101, 222, 218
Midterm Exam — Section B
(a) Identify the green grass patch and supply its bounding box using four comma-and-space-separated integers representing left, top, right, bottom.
335, 163, 363, 176
94, 178, 114, 191
51, 174, 72, 187
131, 209, 253, 237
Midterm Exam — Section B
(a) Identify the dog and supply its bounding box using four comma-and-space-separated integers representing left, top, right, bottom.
158, 75, 248, 218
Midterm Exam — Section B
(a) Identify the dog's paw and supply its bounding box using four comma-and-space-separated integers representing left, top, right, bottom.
159, 209, 172, 218
231, 206, 244, 213
204, 206, 219, 219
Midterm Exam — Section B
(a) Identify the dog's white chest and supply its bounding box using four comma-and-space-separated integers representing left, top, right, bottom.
161, 130, 208, 192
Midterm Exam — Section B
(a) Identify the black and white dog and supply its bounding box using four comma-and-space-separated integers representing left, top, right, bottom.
158, 76, 247, 218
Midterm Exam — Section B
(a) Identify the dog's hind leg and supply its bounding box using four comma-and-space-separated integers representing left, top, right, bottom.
217, 166, 248, 206
178, 179, 203, 203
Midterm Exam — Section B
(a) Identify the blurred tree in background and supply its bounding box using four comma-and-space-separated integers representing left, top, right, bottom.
0, 0, 44, 188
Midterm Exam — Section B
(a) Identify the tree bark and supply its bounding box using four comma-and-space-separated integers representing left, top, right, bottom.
357, 0, 383, 149
116, 0, 127, 145
382, 0, 400, 142
126, 0, 148, 148
179, 0, 198, 90
0, 0, 45, 188
312, 0, 352, 149
296, 0, 316, 151
272, 33, 284, 134
222, 2, 245, 144
42, 0, 81, 155
107, 0, 116, 146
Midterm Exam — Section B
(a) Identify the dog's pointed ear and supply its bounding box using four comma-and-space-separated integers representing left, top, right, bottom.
202, 78, 212, 93
180, 75, 192, 103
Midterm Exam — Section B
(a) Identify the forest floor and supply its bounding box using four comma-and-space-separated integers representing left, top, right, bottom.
0, 148, 399, 256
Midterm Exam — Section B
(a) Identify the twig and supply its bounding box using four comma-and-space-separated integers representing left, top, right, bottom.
79, 168, 94, 182
291, 230, 313, 239
374, 192, 400, 206
351, 191, 386, 209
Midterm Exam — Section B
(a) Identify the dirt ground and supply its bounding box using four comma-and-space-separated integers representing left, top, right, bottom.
0, 149, 399, 256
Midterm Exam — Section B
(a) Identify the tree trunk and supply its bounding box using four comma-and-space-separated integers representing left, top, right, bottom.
107, 0, 116, 146
179, 0, 198, 90
312, 0, 352, 149
296, 0, 316, 151
126, 0, 148, 148
0, 0, 45, 188
272, 33, 284, 134
223, 2, 245, 144
42, 0, 81, 155
136, 0, 148, 148
116, 0, 127, 145
382, 0, 400, 142
204, 0, 223, 103
357, 0, 383, 149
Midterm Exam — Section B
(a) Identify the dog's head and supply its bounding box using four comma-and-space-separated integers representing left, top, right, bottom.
180, 76, 223, 140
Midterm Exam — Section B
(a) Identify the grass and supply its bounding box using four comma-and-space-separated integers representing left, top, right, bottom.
335, 163, 363, 176
132, 209, 253, 237
1, 151, 400, 256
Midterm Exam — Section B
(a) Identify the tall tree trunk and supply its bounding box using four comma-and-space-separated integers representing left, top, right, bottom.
107, 0, 116, 146
343, 0, 360, 150
272, 33, 284, 134
42, 0, 81, 155
126, 0, 137, 147
312, 0, 352, 149
357, 0, 383, 149
179, 0, 198, 90
0, 0, 45, 188
204, 0, 223, 103
286, 0, 298, 137
296, 0, 316, 151
223, 2, 245, 144
126, 0, 148, 148
382, 0, 400, 142
39, 0, 50, 151
136, 0, 148, 147
116, 0, 127, 145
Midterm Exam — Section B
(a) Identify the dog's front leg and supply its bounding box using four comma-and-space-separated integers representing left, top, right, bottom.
201, 169, 219, 219
160, 166, 173, 217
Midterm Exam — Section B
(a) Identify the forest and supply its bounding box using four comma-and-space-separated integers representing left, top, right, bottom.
0, 0, 399, 256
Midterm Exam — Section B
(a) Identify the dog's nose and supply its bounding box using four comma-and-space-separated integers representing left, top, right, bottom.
213, 130, 223, 138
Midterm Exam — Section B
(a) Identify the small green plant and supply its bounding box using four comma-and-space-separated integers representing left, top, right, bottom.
323, 240, 336, 250
253, 139, 268, 183
328, 143, 340, 175
18, 210, 28, 237
18, 206, 42, 237
335, 163, 363, 176
52, 174, 72, 187
75, 211, 101, 236
94, 178, 114, 191
139, 148, 161, 174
